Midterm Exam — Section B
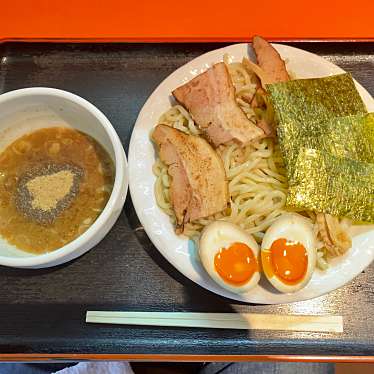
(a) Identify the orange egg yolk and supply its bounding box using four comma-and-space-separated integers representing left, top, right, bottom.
262, 238, 308, 285
214, 242, 258, 285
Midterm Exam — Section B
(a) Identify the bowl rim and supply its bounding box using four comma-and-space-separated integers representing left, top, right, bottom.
0, 87, 127, 267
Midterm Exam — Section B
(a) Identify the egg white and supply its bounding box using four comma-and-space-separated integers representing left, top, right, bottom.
199, 221, 260, 294
261, 213, 316, 293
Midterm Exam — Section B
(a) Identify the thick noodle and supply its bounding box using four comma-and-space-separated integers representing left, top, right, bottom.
153, 56, 345, 267
154, 57, 288, 242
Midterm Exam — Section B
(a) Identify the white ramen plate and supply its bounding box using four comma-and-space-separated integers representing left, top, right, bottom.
129, 43, 374, 303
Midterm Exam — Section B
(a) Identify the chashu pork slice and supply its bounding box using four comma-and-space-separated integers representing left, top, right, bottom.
152, 124, 228, 231
172, 62, 264, 147
252, 35, 290, 83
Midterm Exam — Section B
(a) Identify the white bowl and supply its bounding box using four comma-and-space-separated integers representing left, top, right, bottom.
0, 87, 128, 268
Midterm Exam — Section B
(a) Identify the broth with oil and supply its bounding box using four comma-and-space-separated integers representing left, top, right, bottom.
0, 127, 115, 254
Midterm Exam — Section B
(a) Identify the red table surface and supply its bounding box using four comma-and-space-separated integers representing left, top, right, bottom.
2, 0, 374, 42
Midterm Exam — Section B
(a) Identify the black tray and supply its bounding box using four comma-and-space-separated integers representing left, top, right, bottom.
0, 42, 373, 357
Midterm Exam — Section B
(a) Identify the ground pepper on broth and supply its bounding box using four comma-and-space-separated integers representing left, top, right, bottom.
0, 127, 114, 254
15, 163, 84, 225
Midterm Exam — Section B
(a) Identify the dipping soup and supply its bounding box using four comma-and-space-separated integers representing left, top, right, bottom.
0, 127, 114, 254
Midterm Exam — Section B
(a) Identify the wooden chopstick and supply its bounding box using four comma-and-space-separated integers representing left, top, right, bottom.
86, 311, 343, 333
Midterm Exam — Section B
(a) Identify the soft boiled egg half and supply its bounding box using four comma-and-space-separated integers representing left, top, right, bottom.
261, 213, 316, 293
199, 221, 260, 294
